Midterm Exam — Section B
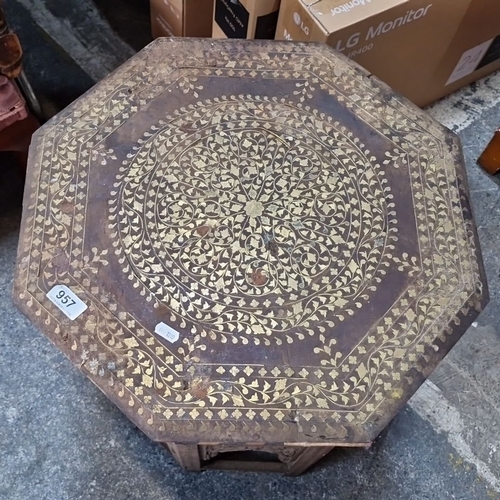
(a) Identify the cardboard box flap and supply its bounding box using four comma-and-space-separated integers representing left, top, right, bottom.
151, 0, 214, 38
306, 0, 408, 33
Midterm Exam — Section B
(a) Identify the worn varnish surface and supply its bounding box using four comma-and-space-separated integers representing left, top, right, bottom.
14, 39, 488, 448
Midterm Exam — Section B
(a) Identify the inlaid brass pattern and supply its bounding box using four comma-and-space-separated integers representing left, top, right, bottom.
13, 39, 488, 445
112, 98, 396, 346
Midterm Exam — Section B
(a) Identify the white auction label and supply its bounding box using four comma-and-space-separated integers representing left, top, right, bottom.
46, 285, 88, 320
446, 39, 494, 86
154, 322, 180, 343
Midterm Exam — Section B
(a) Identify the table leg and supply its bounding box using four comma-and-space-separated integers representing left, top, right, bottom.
165, 443, 201, 471
285, 446, 335, 476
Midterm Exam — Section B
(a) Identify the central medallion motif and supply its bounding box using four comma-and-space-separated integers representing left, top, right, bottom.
114, 97, 397, 344
245, 200, 264, 218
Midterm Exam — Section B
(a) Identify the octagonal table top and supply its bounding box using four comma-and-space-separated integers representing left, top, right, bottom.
14, 39, 488, 446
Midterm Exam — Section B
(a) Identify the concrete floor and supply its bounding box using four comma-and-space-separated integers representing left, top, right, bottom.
1, 1, 500, 499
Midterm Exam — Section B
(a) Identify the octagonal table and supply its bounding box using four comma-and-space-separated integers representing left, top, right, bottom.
14, 39, 488, 475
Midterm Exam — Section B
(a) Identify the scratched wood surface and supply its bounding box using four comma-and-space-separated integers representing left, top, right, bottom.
13, 39, 488, 449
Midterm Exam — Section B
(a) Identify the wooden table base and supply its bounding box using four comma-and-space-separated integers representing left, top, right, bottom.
164, 442, 336, 475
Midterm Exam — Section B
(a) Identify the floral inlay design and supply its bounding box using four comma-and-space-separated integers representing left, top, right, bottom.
114, 99, 396, 344
14, 40, 486, 445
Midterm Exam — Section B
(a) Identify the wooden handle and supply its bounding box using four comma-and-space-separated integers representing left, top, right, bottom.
478, 130, 500, 175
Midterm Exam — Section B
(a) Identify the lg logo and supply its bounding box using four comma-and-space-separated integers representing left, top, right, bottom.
293, 11, 310, 35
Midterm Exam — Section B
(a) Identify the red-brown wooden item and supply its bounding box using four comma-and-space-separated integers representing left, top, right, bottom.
13, 39, 488, 474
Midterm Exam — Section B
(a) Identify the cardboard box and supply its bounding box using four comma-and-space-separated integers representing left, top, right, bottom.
151, 0, 214, 38
276, 0, 500, 106
213, 0, 281, 39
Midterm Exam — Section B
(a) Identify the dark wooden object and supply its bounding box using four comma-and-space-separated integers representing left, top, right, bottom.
13, 39, 488, 475
0, 2, 40, 168
0, 0, 23, 79
478, 129, 500, 175
0, 111, 39, 170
